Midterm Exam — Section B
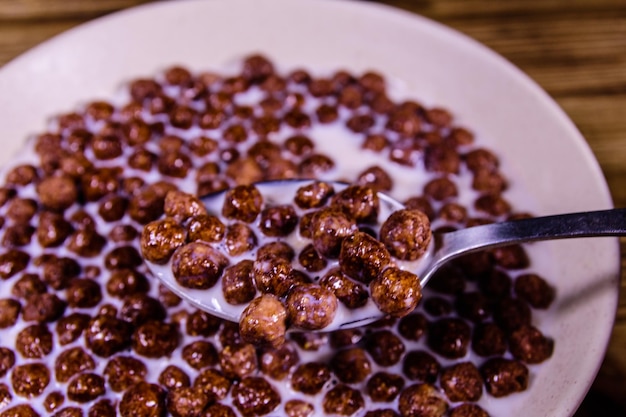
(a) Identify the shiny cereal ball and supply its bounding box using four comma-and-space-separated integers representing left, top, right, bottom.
224, 223, 257, 256
253, 253, 295, 297
159, 365, 190, 391
427, 318, 471, 359
339, 230, 391, 284
366, 372, 405, 402
16, 324, 53, 359
380, 209, 432, 261
440, 362, 483, 402
222, 185, 263, 223
54, 347, 95, 383
259, 204, 298, 237
257, 241, 295, 261
508, 324, 554, 364
398, 383, 448, 417
239, 295, 287, 348
222, 260, 257, 305
320, 268, 369, 309
140, 218, 187, 265
331, 185, 380, 223
164, 190, 208, 222
67, 373, 105, 403
402, 350, 441, 383
84, 315, 133, 358
171, 242, 230, 290
219, 343, 258, 379
193, 368, 232, 401
103, 356, 147, 392
370, 267, 422, 318
291, 362, 331, 395
187, 214, 226, 243
286, 284, 338, 330
294, 181, 335, 209
166, 387, 211, 417
11, 362, 50, 398
310, 207, 357, 259
285, 400, 314, 417
322, 384, 365, 416
232, 376, 281, 417
132, 320, 180, 358
119, 382, 166, 416
480, 358, 529, 397
242, 54, 275, 83
259, 343, 300, 381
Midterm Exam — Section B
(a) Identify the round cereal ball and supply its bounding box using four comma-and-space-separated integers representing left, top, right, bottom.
164, 190, 208, 222
310, 207, 357, 259
171, 242, 230, 289
232, 376, 281, 417
380, 209, 432, 261
286, 284, 338, 330
239, 294, 287, 348
370, 267, 422, 317
398, 383, 448, 417
339, 230, 391, 284
222, 185, 263, 223
37, 175, 78, 212
294, 181, 335, 209
119, 382, 166, 417
140, 218, 187, 265
331, 185, 380, 223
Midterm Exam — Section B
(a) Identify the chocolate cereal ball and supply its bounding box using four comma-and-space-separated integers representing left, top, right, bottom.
239, 294, 287, 348
508, 324, 554, 364
331, 347, 372, 384
323, 384, 365, 416
259, 204, 298, 237
291, 362, 331, 395
310, 207, 357, 258
171, 242, 230, 289
120, 382, 166, 417
339, 230, 391, 284
398, 383, 448, 417
222, 260, 257, 305
440, 362, 483, 402
187, 214, 226, 243
427, 318, 471, 359
222, 185, 263, 223
259, 343, 300, 381
294, 181, 335, 209
11, 362, 50, 398
370, 267, 422, 318
380, 209, 432, 261
67, 373, 105, 403
232, 377, 281, 417
287, 284, 338, 330
320, 268, 369, 309
331, 185, 380, 223
480, 358, 529, 397
367, 372, 405, 402
164, 190, 208, 221
141, 218, 187, 264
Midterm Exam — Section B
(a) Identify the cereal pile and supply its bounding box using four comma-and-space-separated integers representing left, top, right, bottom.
0, 54, 556, 416
141, 181, 431, 344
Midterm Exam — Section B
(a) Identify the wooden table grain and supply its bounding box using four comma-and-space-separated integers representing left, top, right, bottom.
1, 0, 625, 415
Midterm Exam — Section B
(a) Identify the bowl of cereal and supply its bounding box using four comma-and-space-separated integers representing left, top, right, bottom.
0, 0, 619, 416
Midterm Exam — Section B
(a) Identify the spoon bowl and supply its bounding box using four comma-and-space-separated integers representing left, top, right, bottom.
145, 179, 626, 330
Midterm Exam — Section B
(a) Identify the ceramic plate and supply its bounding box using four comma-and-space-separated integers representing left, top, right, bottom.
0, 0, 619, 416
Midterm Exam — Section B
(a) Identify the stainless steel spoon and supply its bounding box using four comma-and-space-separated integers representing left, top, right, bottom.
145, 179, 626, 330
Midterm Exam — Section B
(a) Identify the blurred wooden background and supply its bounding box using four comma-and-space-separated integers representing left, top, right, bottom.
1, 0, 625, 415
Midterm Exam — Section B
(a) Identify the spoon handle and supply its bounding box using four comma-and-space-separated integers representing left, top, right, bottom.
422, 208, 626, 286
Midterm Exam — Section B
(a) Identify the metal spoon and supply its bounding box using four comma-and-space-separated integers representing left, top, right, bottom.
145, 179, 626, 331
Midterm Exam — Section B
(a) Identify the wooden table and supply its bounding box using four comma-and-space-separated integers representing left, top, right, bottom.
1, 0, 624, 415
